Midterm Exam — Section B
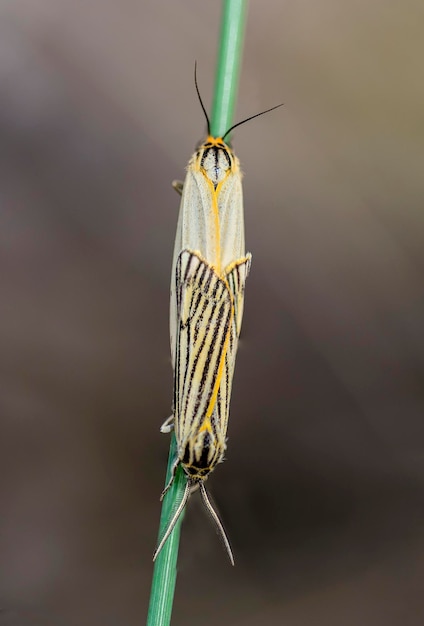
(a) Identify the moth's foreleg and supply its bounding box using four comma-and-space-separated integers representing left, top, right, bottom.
160, 414, 175, 433
172, 180, 184, 196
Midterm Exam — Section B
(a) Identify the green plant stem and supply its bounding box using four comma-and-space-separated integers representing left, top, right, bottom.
146, 2, 248, 625
146, 434, 185, 626
210, 0, 249, 138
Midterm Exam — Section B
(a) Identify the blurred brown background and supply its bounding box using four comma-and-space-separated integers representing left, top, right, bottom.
0, 1, 423, 624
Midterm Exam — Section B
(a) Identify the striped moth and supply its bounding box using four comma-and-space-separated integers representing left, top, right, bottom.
154, 70, 282, 564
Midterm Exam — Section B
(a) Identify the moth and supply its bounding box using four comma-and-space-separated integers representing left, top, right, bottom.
153, 70, 282, 564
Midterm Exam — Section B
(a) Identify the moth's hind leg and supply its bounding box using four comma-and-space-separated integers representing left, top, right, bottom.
160, 414, 175, 433
160, 457, 180, 501
159, 414, 180, 498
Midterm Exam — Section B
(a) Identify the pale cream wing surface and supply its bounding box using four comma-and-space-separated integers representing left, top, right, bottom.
178, 165, 220, 266
217, 165, 246, 270
170, 162, 219, 366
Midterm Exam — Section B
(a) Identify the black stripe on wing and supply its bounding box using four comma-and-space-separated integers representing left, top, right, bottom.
214, 255, 252, 434
174, 250, 233, 448
225, 254, 251, 337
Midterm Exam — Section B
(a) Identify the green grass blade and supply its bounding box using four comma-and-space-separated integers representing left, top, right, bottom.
210, 0, 249, 138
146, 434, 186, 626
146, 2, 249, 624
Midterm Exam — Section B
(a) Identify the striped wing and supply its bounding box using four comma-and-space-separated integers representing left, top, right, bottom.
214, 256, 252, 436
225, 255, 252, 336
174, 250, 233, 450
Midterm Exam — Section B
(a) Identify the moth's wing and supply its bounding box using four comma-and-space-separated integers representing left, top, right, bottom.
170, 164, 219, 367
173, 250, 233, 447
218, 165, 245, 270
225, 255, 252, 337
213, 256, 252, 438
169, 180, 187, 369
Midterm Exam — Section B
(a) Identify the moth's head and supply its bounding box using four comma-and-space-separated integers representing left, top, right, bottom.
184, 465, 210, 480
195, 135, 231, 152
181, 425, 226, 479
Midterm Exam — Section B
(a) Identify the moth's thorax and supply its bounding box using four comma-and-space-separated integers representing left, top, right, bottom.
195, 136, 238, 187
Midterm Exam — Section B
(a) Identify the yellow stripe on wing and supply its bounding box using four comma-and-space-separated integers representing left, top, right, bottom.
174, 250, 233, 452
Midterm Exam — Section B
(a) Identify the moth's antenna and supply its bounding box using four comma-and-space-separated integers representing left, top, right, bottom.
153, 478, 191, 561
222, 103, 284, 141
199, 482, 235, 566
194, 61, 211, 136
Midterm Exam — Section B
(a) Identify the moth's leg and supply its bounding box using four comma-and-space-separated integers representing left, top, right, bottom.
160, 457, 180, 500
189, 482, 200, 495
160, 414, 175, 433
153, 478, 191, 562
172, 180, 184, 196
